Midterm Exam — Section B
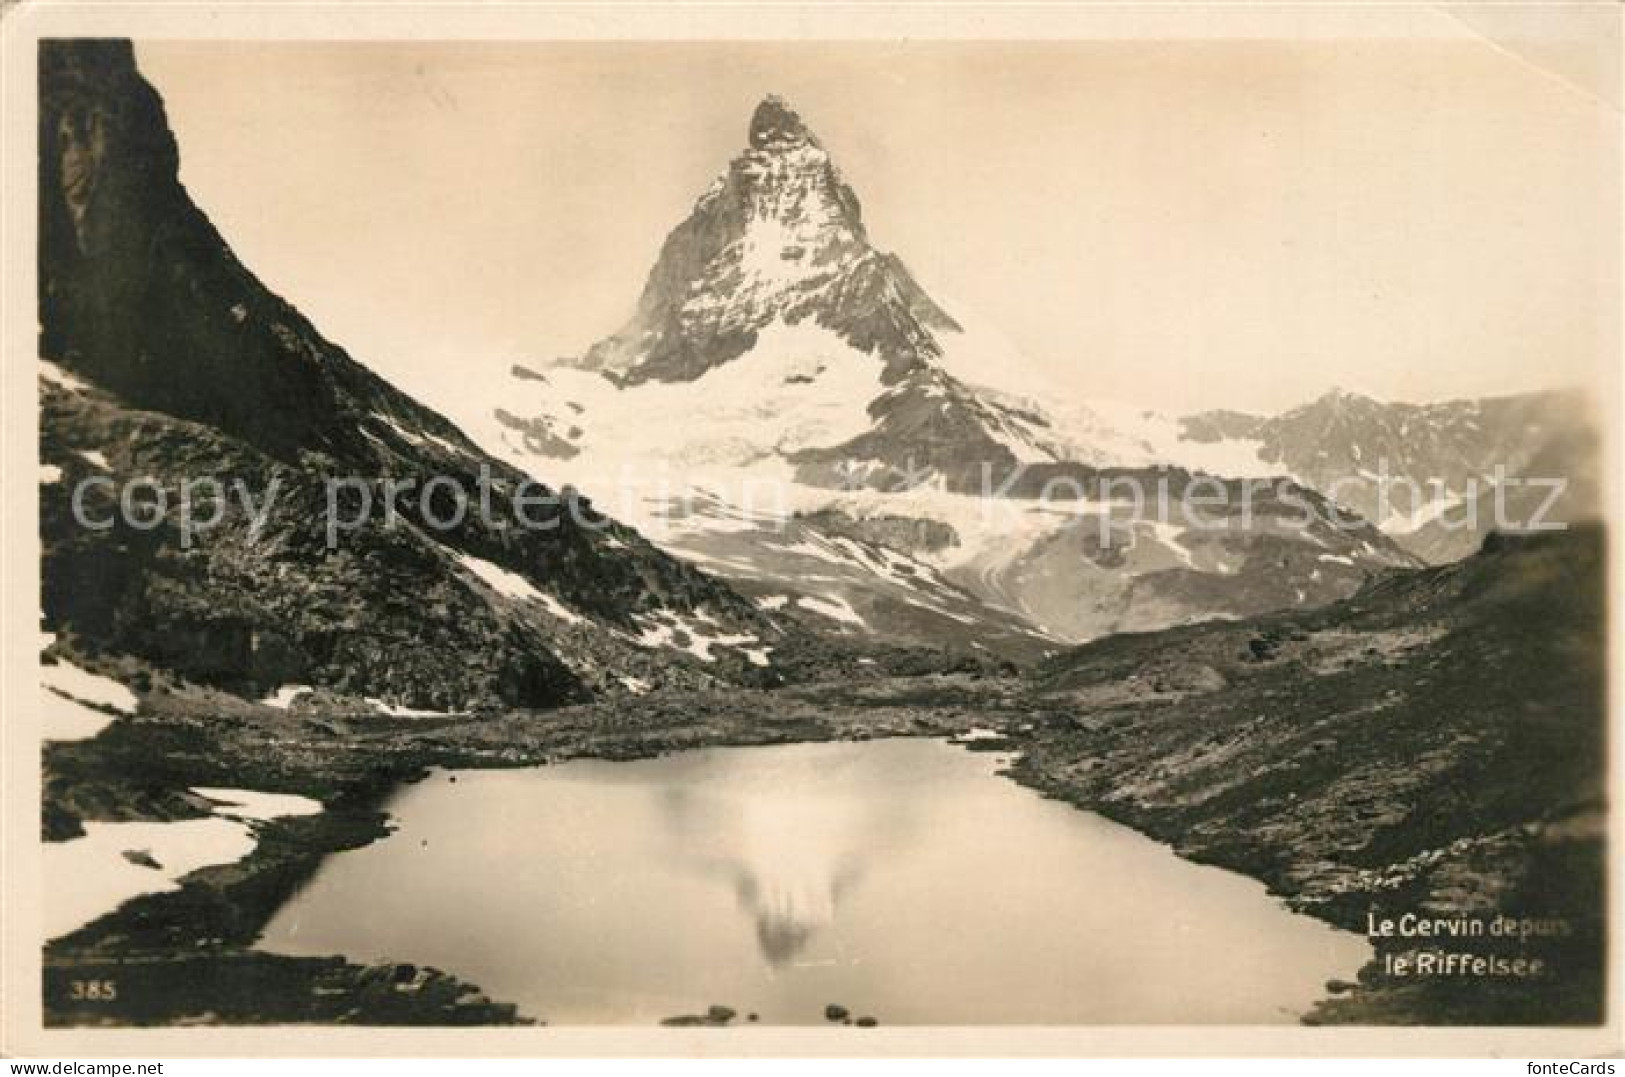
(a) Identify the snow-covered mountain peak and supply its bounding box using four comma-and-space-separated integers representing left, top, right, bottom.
574, 95, 956, 388
749, 94, 819, 150
490, 95, 1281, 493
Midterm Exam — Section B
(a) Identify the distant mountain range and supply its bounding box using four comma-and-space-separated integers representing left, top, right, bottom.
1179, 387, 1600, 564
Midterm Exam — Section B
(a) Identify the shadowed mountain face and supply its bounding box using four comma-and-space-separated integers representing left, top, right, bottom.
37, 40, 808, 709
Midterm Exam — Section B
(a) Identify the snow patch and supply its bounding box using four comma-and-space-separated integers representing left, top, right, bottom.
1380, 489, 1465, 535
42, 690, 120, 742
260, 685, 313, 709
39, 360, 90, 393
463, 320, 884, 485
43, 788, 321, 942
535, 593, 585, 626
375, 412, 468, 458
455, 552, 543, 602
797, 594, 867, 628
191, 787, 322, 823
455, 551, 591, 624
42, 660, 137, 718
366, 698, 464, 718
455, 550, 586, 624
632, 610, 765, 663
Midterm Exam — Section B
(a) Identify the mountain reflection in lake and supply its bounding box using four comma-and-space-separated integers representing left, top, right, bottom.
655, 772, 916, 966
259, 738, 1369, 1025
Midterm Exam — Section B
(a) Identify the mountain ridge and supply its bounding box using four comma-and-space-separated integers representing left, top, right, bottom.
1178, 385, 1599, 562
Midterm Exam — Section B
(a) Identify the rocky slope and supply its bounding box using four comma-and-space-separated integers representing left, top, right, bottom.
37, 40, 840, 710
1013, 526, 1606, 1023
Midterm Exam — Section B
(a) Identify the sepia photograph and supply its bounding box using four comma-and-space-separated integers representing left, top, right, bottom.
1, 1, 1619, 1060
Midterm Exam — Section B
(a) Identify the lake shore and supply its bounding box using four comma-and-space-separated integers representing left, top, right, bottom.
43, 644, 1602, 1027
42, 672, 1002, 1026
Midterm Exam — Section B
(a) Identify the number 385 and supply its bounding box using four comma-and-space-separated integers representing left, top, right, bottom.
69, 979, 117, 1001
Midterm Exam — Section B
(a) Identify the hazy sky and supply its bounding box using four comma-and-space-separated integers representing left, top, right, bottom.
134, 31, 1617, 417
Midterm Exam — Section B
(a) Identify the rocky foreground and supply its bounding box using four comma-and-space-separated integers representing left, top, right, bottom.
43, 528, 1607, 1028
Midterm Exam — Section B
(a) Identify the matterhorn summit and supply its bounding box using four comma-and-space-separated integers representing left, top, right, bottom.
579, 94, 962, 389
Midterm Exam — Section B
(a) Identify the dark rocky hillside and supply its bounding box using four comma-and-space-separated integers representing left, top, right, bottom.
37, 40, 814, 709
1013, 526, 1607, 1022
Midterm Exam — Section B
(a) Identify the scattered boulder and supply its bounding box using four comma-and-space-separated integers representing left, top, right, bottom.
121, 848, 161, 870
1246, 636, 1279, 662
660, 1004, 737, 1027
660, 1014, 708, 1027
